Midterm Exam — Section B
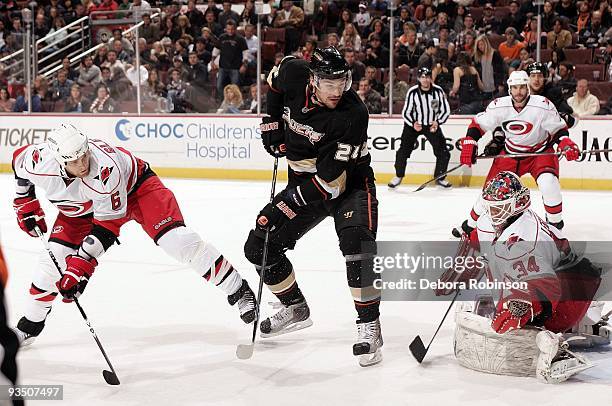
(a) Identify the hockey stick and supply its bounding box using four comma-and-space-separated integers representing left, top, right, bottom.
236, 154, 280, 360
413, 153, 486, 192
34, 227, 120, 385
409, 289, 460, 363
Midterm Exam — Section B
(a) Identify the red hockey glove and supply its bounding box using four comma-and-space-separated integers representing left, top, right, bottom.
557, 137, 580, 161
492, 299, 542, 334
57, 255, 97, 302
460, 137, 478, 167
13, 197, 47, 237
260, 116, 286, 157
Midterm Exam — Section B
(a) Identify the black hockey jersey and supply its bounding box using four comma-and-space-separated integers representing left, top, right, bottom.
537, 82, 575, 128
267, 57, 373, 200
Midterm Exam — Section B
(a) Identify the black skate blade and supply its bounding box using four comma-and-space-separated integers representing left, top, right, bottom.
103, 370, 120, 385
353, 342, 371, 356
236, 343, 254, 360
409, 336, 427, 364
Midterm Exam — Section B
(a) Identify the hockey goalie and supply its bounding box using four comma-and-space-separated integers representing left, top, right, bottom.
440, 171, 610, 383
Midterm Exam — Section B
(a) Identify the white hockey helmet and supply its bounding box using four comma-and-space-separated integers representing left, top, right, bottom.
507, 70, 530, 87
47, 123, 89, 166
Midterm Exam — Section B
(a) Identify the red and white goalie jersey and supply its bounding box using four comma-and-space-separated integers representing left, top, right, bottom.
471, 95, 568, 153
13, 139, 140, 225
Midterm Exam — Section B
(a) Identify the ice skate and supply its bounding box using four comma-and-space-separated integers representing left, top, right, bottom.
227, 280, 256, 324
436, 179, 452, 188
260, 300, 313, 338
536, 330, 593, 383
353, 318, 383, 367
13, 317, 45, 348
387, 176, 403, 189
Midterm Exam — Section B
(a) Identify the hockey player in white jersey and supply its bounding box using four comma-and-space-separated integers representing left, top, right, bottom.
11, 124, 257, 345
443, 172, 607, 383
455, 70, 581, 238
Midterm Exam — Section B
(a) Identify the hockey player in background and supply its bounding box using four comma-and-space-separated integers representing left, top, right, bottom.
446, 172, 608, 383
11, 124, 257, 345
244, 47, 382, 367
453, 70, 581, 240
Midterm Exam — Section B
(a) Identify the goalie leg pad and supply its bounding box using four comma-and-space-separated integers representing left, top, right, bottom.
536, 330, 594, 383
158, 226, 242, 295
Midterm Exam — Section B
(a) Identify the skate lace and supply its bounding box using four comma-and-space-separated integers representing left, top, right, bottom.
237, 291, 255, 314
271, 306, 293, 325
357, 321, 378, 342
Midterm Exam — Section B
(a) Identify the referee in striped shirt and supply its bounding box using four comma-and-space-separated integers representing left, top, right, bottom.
388, 67, 452, 188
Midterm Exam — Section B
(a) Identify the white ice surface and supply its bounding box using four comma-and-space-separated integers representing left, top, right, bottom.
1, 174, 611, 405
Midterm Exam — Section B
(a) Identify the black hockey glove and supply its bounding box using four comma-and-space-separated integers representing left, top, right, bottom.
256, 188, 305, 231
260, 116, 286, 157
483, 128, 506, 157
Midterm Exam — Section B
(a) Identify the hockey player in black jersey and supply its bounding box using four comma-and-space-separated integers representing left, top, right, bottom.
243, 47, 382, 367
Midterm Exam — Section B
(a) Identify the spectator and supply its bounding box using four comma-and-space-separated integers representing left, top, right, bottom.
93, 45, 109, 67
33, 13, 49, 40
557, 62, 577, 99
139, 13, 160, 44
457, 13, 476, 50
547, 18, 572, 50
244, 24, 258, 64
499, 27, 525, 68
555, 0, 578, 21
91, 0, 119, 14
61, 57, 79, 81
365, 33, 389, 68
174, 39, 189, 62
337, 8, 353, 36
0, 86, 15, 112
130, 0, 151, 14
146, 41, 171, 71
219, 1, 240, 28
99, 66, 113, 89
436, 13, 455, 43
46, 17, 67, 52
340, 23, 362, 52
112, 39, 131, 63
217, 83, 243, 113
145, 69, 166, 99
176, 15, 195, 39
51, 68, 73, 101
199, 27, 217, 53
302, 39, 317, 61
365, 18, 389, 49
343, 47, 365, 83
394, 7, 412, 35
240, 1, 258, 27
33, 75, 53, 104
193, 37, 212, 66
417, 39, 436, 70
576, 2, 591, 33
273, 0, 304, 54
171, 56, 189, 81
103, 50, 125, 77
370, 0, 388, 14
453, 4, 468, 33
364, 65, 384, 94
89, 84, 117, 113
161, 16, 180, 42
64, 84, 90, 113
125, 62, 149, 86
568, 79, 600, 117
186, 52, 208, 87
108, 67, 134, 100
449, 51, 484, 114
579, 11, 607, 48
355, 2, 371, 33
357, 78, 382, 114
542, 1, 557, 32
327, 32, 340, 48
499, 1, 525, 35
396, 23, 422, 68
108, 28, 134, 55
547, 48, 566, 82
437, 26, 456, 61
185, 0, 205, 32
522, 17, 540, 52
478, 4, 500, 36
516, 47, 534, 72
167, 68, 187, 112
203, 9, 223, 37
205, 0, 221, 20
419, 5, 438, 42
432, 54, 453, 95
384, 73, 409, 103
13, 85, 42, 112
212, 19, 248, 98
473, 34, 506, 98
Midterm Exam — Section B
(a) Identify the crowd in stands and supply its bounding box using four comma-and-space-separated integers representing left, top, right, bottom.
0, 0, 611, 115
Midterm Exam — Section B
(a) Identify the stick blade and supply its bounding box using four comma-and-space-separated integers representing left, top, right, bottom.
236, 344, 255, 360
103, 370, 120, 385
409, 336, 427, 364
413, 183, 428, 192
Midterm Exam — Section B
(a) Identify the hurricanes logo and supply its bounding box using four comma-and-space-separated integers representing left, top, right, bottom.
52, 225, 64, 234
282, 107, 324, 144
94, 166, 114, 186
502, 120, 534, 136
32, 149, 41, 167
53, 201, 93, 216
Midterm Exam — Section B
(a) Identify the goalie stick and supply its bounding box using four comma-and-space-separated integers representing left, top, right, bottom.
35, 227, 120, 386
409, 289, 461, 363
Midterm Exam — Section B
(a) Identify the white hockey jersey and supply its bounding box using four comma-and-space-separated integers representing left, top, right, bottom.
13, 139, 139, 223
472, 95, 567, 153
476, 210, 571, 299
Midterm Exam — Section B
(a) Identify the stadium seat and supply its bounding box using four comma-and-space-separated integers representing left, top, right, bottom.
489, 34, 505, 50
393, 100, 404, 114
538, 49, 553, 63
574, 64, 606, 81
470, 8, 483, 22
564, 48, 593, 64
494, 6, 511, 20
587, 82, 612, 101
395, 65, 411, 83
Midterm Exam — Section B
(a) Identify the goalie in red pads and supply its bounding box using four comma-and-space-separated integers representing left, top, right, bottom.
11, 124, 257, 345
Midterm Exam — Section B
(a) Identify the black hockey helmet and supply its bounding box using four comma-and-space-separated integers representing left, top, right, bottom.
417, 67, 432, 77
525, 62, 548, 78
310, 46, 352, 91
